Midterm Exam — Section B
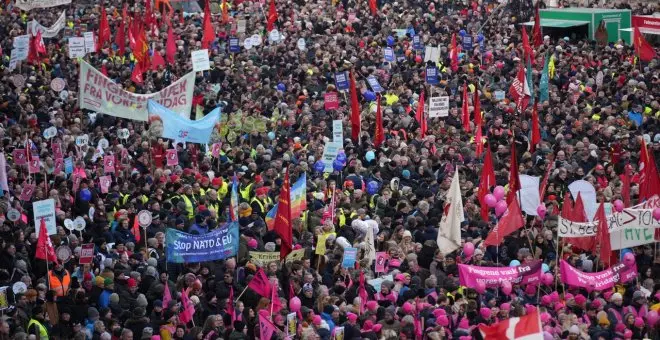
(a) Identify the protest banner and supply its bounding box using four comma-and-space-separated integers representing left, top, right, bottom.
287, 313, 297, 337
559, 260, 637, 291
332, 120, 343, 147
428, 96, 449, 117
28, 157, 40, 174
165, 222, 239, 263
20, 184, 35, 201
458, 260, 543, 288
367, 274, 393, 292
191, 49, 211, 72
79, 60, 195, 121
558, 208, 660, 243
103, 155, 114, 174
68, 37, 86, 58
247, 248, 305, 265
375, 252, 389, 273
366, 76, 384, 93
83, 32, 95, 54
321, 141, 341, 172
147, 100, 221, 144
15, 0, 71, 11
33, 199, 56, 236
384, 47, 395, 62
426, 66, 439, 85
99, 175, 111, 194
335, 72, 349, 91
610, 226, 656, 250
290, 173, 307, 219
166, 149, 179, 166
28, 11, 66, 38
324, 92, 339, 111
79, 243, 95, 264
342, 247, 358, 268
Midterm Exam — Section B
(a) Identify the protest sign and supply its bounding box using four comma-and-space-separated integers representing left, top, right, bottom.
15, 0, 71, 11
560, 260, 637, 291
237, 19, 246, 33
28, 157, 41, 174
79, 61, 195, 121
165, 222, 239, 263
20, 184, 35, 201
332, 120, 343, 146
53, 158, 63, 175
11, 48, 27, 62
334, 327, 345, 340
249, 251, 280, 266
166, 149, 179, 166
335, 72, 349, 91
558, 208, 660, 239
191, 49, 211, 72
68, 37, 85, 58
424, 46, 440, 64
494, 90, 505, 101
557, 217, 598, 237
147, 100, 221, 144
12, 149, 26, 165
324, 92, 339, 111
383, 47, 395, 62
13, 35, 29, 56
64, 157, 74, 174
375, 252, 389, 273
83, 32, 95, 54
610, 226, 656, 250
366, 76, 384, 93
28, 11, 66, 38
458, 260, 543, 288
79, 243, 95, 264
0, 287, 7, 310
321, 141, 342, 172
229, 38, 240, 53
33, 199, 56, 236
367, 274, 393, 292
428, 96, 449, 117
99, 175, 111, 194
103, 155, 115, 174
413, 35, 422, 50
519, 175, 541, 216
426, 66, 439, 85
342, 247, 358, 268
462, 35, 473, 51
287, 313, 297, 337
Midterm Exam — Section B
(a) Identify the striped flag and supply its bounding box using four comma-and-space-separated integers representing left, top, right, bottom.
229, 174, 239, 222
479, 310, 543, 340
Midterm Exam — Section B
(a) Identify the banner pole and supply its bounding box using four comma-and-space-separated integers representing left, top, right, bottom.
234, 284, 250, 302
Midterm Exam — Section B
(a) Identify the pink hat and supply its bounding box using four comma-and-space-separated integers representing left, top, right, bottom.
395, 274, 406, 282
634, 317, 644, 328
293, 244, 302, 250
574, 294, 586, 306
402, 302, 414, 314
459, 336, 472, 340
615, 323, 626, 333
541, 295, 552, 306
459, 318, 469, 329
624, 329, 633, 339
554, 303, 565, 312
501, 303, 511, 311
366, 300, 378, 312
361, 319, 374, 332
540, 312, 551, 323
525, 285, 537, 295
591, 299, 602, 309
480, 307, 491, 319
247, 238, 258, 249
347, 312, 358, 322
564, 293, 574, 301
437, 315, 449, 327
313, 315, 322, 326
389, 259, 401, 268
603, 291, 614, 301
372, 324, 382, 332
433, 308, 446, 317
525, 305, 536, 314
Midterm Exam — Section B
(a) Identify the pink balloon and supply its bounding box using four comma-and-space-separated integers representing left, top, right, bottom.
550, 291, 560, 302
542, 273, 554, 286
495, 200, 508, 217
501, 281, 512, 295
646, 310, 660, 326
475, 281, 486, 294
463, 242, 475, 257
654, 208, 660, 221
613, 199, 624, 212
537, 204, 547, 219
289, 296, 301, 312
493, 186, 506, 201
484, 194, 497, 208
623, 252, 635, 266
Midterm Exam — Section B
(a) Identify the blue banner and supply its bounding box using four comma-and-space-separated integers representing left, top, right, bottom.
335, 72, 349, 91
366, 76, 384, 93
426, 66, 439, 85
384, 47, 395, 62
147, 100, 221, 144
64, 157, 74, 174
413, 35, 422, 50
462, 36, 473, 51
229, 37, 240, 53
342, 247, 358, 268
165, 222, 239, 263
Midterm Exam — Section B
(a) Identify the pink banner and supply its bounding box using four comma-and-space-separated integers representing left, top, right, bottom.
52, 143, 63, 160
104, 155, 115, 174
324, 92, 339, 111
166, 149, 178, 166
375, 252, 389, 273
20, 184, 35, 201
99, 176, 112, 194
559, 260, 637, 291
28, 157, 41, 174
53, 158, 63, 175
211, 143, 222, 158
458, 260, 543, 288
13, 149, 26, 165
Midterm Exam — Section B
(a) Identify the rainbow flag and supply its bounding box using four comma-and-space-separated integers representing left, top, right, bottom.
290, 173, 307, 219
265, 204, 278, 230
229, 173, 239, 221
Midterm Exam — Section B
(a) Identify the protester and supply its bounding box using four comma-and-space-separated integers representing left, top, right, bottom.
0, 0, 659, 339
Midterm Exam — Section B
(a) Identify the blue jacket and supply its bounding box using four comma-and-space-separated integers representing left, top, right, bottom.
320, 312, 335, 333
98, 289, 112, 309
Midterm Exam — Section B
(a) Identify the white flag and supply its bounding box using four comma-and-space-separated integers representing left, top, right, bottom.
437, 169, 463, 254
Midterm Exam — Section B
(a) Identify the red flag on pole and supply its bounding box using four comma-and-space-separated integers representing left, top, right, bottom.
532, 5, 543, 48
227, 286, 235, 324
461, 83, 470, 132
530, 103, 541, 152
36, 219, 58, 263
115, 4, 127, 56
639, 139, 660, 201
273, 171, 293, 260
358, 271, 368, 315
368, 0, 377, 16
415, 91, 426, 138
131, 62, 144, 84
267, 0, 278, 32
180, 288, 195, 324
634, 26, 657, 62
132, 215, 141, 243
483, 198, 525, 246
479, 310, 543, 340
594, 202, 612, 266
473, 84, 481, 127
509, 63, 531, 111
162, 281, 172, 313
349, 71, 361, 142
506, 140, 521, 204
98, 4, 111, 51
166, 26, 177, 64
202, 0, 216, 48
478, 148, 496, 222
475, 125, 484, 158
222, 0, 229, 24
521, 26, 534, 63
374, 94, 384, 147
248, 268, 272, 297
450, 33, 459, 72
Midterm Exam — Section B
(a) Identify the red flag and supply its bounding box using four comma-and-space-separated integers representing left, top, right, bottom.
179, 288, 195, 324
35, 31, 46, 54
222, 0, 229, 23
560, 193, 574, 219
98, 4, 111, 51
478, 148, 496, 222
202, 0, 216, 48
532, 5, 543, 48
479, 310, 542, 340
506, 140, 520, 204
101, 64, 109, 76
539, 159, 554, 200
227, 286, 235, 324
509, 63, 531, 111
639, 139, 660, 201
36, 219, 58, 263
415, 91, 426, 138
461, 83, 470, 132
259, 311, 278, 340
132, 215, 141, 243
572, 193, 588, 222
28, 32, 44, 64
131, 62, 144, 84
166, 26, 177, 64
621, 165, 631, 207
133, 23, 149, 69
151, 51, 166, 70
374, 94, 384, 147
530, 103, 541, 152
162, 281, 172, 313
475, 125, 484, 157
271, 284, 283, 314
358, 271, 368, 315
128, 17, 138, 51
594, 202, 612, 266
565, 192, 596, 252
273, 171, 292, 259
521, 26, 533, 62
450, 33, 459, 72
483, 198, 525, 246
267, 0, 278, 32
115, 4, 127, 56
368, 0, 377, 16
349, 71, 361, 142
634, 26, 657, 62
248, 268, 272, 297
473, 83, 481, 127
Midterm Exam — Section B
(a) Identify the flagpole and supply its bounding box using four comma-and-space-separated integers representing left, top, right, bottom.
235, 284, 249, 302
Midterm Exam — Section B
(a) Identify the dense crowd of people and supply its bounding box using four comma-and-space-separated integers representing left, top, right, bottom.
0, 0, 658, 339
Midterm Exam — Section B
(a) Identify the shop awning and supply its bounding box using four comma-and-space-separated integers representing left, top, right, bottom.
620, 27, 660, 36
522, 19, 590, 28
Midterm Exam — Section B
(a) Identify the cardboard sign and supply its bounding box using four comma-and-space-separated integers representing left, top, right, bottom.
428, 96, 449, 118
332, 120, 343, 146
12, 149, 26, 165
366, 76, 384, 93
191, 49, 211, 72
28, 157, 41, 174
99, 175, 111, 194
324, 92, 339, 111
335, 72, 349, 91
33, 199, 56, 236
103, 155, 115, 174
166, 149, 178, 166
68, 37, 85, 58
79, 243, 95, 264
83, 32, 95, 54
